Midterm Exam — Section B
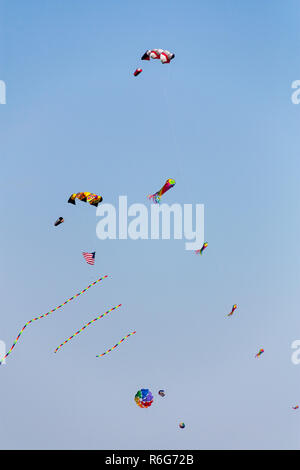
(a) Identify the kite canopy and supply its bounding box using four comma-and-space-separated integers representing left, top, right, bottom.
68, 192, 103, 207
179, 422, 185, 429
141, 49, 175, 64
134, 389, 154, 408
158, 390, 165, 397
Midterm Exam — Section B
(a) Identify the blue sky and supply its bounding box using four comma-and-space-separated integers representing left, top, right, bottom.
1, 0, 300, 449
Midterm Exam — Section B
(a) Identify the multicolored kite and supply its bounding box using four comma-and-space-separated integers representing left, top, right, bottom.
148, 179, 176, 204
134, 389, 154, 408
226, 304, 237, 317
292, 405, 299, 410
96, 331, 136, 358
195, 242, 208, 255
0, 276, 108, 364
255, 348, 264, 358
158, 390, 166, 397
68, 192, 103, 207
179, 422, 185, 429
54, 304, 122, 353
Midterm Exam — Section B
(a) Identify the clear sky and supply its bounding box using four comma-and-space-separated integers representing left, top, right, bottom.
1, 0, 300, 450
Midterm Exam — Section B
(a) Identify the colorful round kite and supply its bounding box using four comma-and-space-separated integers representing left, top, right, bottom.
179, 422, 185, 429
134, 389, 154, 408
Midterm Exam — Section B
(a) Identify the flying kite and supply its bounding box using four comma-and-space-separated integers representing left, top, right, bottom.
96, 331, 136, 358
54, 304, 122, 353
54, 217, 64, 227
141, 49, 175, 64
195, 242, 208, 255
133, 68, 142, 76
179, 422, 185, 429
292, 405, 299, 410
82, 252, 96, 265
134, 389, 154, 408
148, 179, 176, 204
0, 276, 108, 364
226, 304, 237, 317
158, 390, 166, 397
68, 192, 103, 207
255, 348, 264, 358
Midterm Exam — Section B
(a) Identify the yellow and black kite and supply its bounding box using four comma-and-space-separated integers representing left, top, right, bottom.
68, 192, 103, 207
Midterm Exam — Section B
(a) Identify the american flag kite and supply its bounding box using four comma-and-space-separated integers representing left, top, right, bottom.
82, 252, 96, 265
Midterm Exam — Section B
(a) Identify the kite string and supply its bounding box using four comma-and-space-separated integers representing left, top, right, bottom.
54, 304, 122, 353
96, 331, 136, 358
0, 275, 108, 364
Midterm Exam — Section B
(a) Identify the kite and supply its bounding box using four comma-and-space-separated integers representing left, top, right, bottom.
255, 348, 264, 358
134, 389, 154, 408
54, 304, 122, 353
54, 217, 64, 227
226, 304, 237, 317
0, 276, 108, 364
179, 422, 185, 429
195, 242, 208, 255
148, 179, 176, 204
82, 252, 96, 265
141, 49, 175, 64
68, 192, 103, 207
158, 390, 165, 397
133, 68, 142, 76
96, 331, 136, 358
292, 406, 299, 410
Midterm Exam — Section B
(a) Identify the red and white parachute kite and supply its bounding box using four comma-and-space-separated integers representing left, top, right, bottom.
141, 49, 175, 64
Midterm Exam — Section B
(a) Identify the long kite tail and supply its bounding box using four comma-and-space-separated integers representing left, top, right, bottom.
96, 331, 136, 358
54, 304, 122, 353
0, 276, 108, 364
147, 193, 161, 204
